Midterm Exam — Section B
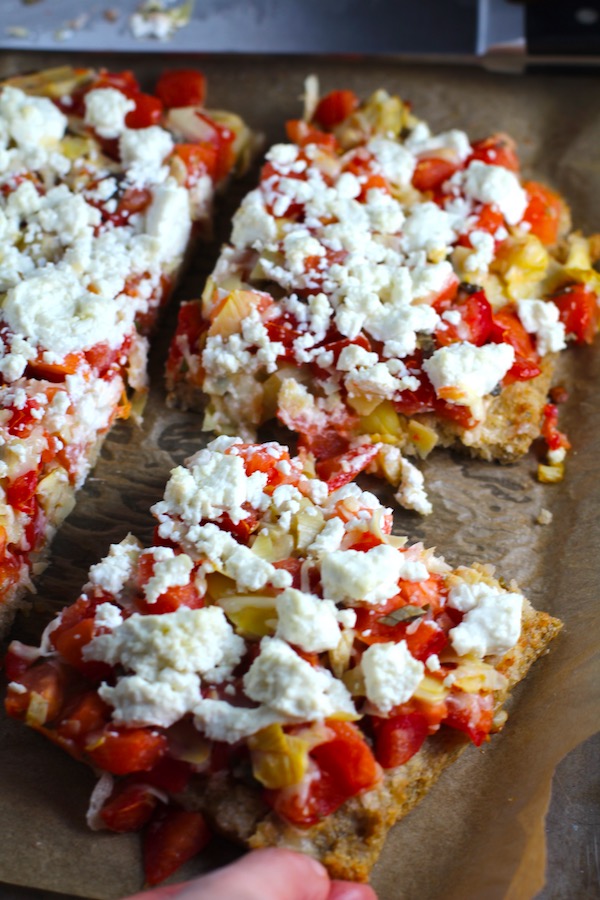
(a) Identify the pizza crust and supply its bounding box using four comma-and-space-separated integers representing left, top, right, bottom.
180, 602, 562, 881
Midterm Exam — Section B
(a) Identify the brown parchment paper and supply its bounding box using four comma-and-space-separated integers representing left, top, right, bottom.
0, 54, 599, 900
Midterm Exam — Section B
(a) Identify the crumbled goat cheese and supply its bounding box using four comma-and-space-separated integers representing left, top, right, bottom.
321, 544, 403, 605
394, 457, 433, 517
448, 580, 523, 657
517, 299, 566, 356
88, 534, 143, 595
464, 229, 495, 273
141, 547, 194, 605
362, 640, 425, 712
275, 588, 342, 653
84, 88, 135, 139
405, 123, 472, 162
119, 126, 174, 185
366, 136, 416, 186
462, 160, 527, 226
244, 637, 356, 719
145, 181, 192, 262
423, 341, 515, 409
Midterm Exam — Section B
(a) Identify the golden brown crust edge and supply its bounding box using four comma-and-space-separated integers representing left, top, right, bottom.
181, 603, 562, 881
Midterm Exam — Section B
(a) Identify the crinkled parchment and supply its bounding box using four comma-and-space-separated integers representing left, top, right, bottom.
0, 53, 598, 900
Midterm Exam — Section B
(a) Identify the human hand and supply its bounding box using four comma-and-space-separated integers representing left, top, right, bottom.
125, 848, 378, 900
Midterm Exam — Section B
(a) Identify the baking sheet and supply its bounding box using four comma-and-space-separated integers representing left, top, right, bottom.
0, 54, 599, 900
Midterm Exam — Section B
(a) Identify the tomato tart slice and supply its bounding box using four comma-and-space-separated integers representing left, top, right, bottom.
5, 437, 561, 885
166, 81, 599, 511
0, 66, 253, 633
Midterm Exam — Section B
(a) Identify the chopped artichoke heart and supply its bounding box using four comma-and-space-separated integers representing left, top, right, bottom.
293, 500, 325, 550
60, 135, 96, 161
407, 419, 438, 458
250, 530, 294, 562
492, 234, 549, 298
347, 393, 383, 416
538, 462, 564, 484
564, 234, 592, 270
342, 666, 366, 697
449, 659, 507, 693
26, 692, 49, 727
36, 469, 75, 525
219, 594, 277, 638
208, 290, 264, 339
205, 572, 238, 601
359, 400, 403, 440
413, 675, 449, 704
249, 724, 309, 789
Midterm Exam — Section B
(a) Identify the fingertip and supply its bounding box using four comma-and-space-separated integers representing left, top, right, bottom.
328, 879, 379, 900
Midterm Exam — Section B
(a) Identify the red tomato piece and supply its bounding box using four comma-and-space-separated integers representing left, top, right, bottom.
522, 181, 562, 246
468, 133, 519, 171
6, 470, 37, 516
155, 70, 206, 109
456, 203, 505, 248
315, 443, 379, 492
349, 532, 384, 553
541, 402, 571, 452
125, 93, 163, 129
135, 553, 204, 615
52, 617, 111, 680
286, 119, 338, 151
412, 157, 459, 193
26, 353, 81, 383
173, 142, 219, 184
3, 641, 32, 681
87, 727, 167, 775
101, 783, 158, 833
444, 691, 494, 746
144, 807, 211, 886
267, 721, 379, 827
272, 558, 303, 589
216, 509, 260, 545
5, 661, 66, 724
313, 90, 359, 129
92, 69, 140, 98
296, 428, 351, 461
142, 757, 192, 793
7, 399, 43, 438
56, 691, 111, 748
435, 288, 494, 347
552, 283, 600, 345
491, 307, 541, 382
373, 712, 430, 768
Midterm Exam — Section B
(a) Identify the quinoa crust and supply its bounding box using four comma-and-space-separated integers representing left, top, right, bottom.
180, 601, 562, 881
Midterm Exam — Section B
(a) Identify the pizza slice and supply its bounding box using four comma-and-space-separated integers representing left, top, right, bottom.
5, 437, 561, 886
166, 82, 599, 509
0, 66, 254, 633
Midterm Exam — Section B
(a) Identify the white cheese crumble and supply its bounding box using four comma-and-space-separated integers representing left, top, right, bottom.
84, 88, 135, 139
447, 581, 523, 657
275, 588, 342, 653
145, 181, 192, 262
362, 641, 425, 712
394, 457, 433, 518
119, 126, 174, 185
423, 341, 515, 409
141, 547, 194, 605
516, 299, 566, 356
321, 544, 403, 606
243, 637, 356, 719
87, 534, 143, 596
462, 160, 527, 226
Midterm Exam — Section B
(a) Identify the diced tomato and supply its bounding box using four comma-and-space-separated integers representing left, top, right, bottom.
313, 90, 359, 130
322, 333, 372, 366
445, 691, 494, 746
168, 301, 208, 380
373, 712, 429, 768
84, 341, 126, 377
398, 573, 448, 612
315, 443, 379, 492
101, 782, 158, 833
6, 399, 43, 438
522, 181, 562, 246
468, 134, 519, 172
348, 532, 384, 553
26, 353, 81, 383
552, 283, 600, 345
125, 93, 164, 129
435, 288, 494, 347
51, 617, 111, 680
267, 721, 379, 827
541, 402, 571, 453
92, 69, 141, 98
3, 641, 32, 681
490, 307, 541, 383
135, 553, 204, 615
173, 142, 219, 184
144, 807, 211, 886
344, 150, 392, 201
296, 428, 351, 462
412, 157, 459, 193
190, 112, 237, 182
86, 727, 167, 775
286, 119, 338, 152
216, 509, 260, 545
142, 757, 192, 793
56, 691, 111, 748
272, 558, 303, 589
6, 470, 37, 516
456, 203, 505, 248
155, 70, 206, 109
5, 661, 66, 724
103, 187, 153, 228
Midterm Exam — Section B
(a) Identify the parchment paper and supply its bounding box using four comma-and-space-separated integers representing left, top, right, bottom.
0, 54, 598, 900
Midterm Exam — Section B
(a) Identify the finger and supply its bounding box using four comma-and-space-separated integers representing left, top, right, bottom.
125, 884, 191, 899
328, 880, 379, 900
168, 848, 332, 900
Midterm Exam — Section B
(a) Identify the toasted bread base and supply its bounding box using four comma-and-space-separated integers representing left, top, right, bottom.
180, 602, 562, 881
